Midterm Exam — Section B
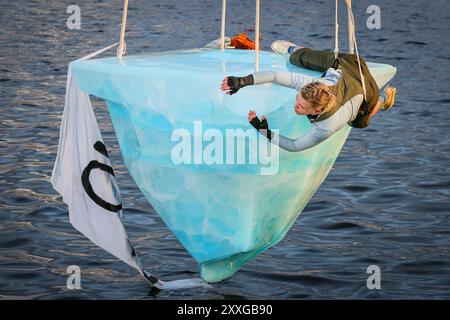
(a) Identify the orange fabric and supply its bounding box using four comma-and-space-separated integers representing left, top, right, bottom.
230, 32, 259, 50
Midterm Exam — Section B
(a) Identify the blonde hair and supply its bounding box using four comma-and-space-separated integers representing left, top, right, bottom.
301, 82, 337, 114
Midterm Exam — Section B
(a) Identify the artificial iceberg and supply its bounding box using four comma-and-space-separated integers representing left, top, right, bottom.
70, 48, 396, 282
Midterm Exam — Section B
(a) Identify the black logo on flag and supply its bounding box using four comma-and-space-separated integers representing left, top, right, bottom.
81, 141, 122, 212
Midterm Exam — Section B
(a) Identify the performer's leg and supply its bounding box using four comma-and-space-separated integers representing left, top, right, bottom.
289, 48, 338, 72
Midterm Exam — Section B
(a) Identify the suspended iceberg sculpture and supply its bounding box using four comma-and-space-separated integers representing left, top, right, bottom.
69, 49, 396, 282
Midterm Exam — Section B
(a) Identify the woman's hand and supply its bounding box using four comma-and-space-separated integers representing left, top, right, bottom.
248, 110, 272, 140
248, 110, 267, 127
221, 75, 254, 95
221, 77, 232, 94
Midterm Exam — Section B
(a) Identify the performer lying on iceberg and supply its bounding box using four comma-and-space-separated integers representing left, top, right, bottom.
221, 41, 397, 152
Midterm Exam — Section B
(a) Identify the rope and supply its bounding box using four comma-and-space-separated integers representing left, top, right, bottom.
78, 43, 119, 61
255, 0, 260, 72
347, 0, 355, 54
345, 0, 367, 100
220, 0, 227, 50
117, 0, 128, 58
334, 0, 339, 59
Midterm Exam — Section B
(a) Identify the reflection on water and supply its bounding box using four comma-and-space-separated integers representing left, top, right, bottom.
1, 0, 450, 299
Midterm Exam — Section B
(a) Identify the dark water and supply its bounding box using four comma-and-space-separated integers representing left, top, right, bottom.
1, 0, 450, 299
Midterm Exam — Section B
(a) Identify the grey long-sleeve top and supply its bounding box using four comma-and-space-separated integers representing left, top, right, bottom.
252, 68, 363, 152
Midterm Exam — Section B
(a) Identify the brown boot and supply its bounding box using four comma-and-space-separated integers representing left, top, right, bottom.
381, 85, 397, 111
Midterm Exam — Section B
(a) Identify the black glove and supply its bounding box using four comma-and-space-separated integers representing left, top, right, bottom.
250, 116, 272, 141
227, 75, 254, 95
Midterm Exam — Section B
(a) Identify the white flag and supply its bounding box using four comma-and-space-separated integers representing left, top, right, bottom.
51, 46, 140, 272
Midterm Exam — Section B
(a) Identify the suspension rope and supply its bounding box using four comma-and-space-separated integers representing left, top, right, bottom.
334, 0, 339, 59
345, 0, 367, 100
220, 0, 227, 50
347, 0, 355, 54
255, 0, 260, 71
117, 0, 128, 58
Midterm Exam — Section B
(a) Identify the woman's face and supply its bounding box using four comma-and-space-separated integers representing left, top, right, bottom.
294, 94, 321, 115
